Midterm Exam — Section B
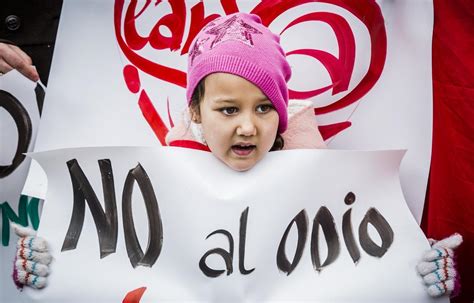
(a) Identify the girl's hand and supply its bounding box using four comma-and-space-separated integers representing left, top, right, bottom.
417, 233, 463, 297
11, 223, 52, 289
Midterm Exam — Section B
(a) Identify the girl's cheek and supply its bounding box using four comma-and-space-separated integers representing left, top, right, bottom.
262, 114, 279, 131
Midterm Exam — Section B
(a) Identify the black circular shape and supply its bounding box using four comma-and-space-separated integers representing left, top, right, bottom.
0, 90, 32, 178
344, 192, 356, 205
5, 15, 21, 31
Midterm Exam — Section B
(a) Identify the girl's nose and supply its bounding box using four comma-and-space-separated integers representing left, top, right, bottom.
236, 113, 257, 136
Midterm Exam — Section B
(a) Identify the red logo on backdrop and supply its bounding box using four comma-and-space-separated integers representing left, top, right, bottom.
114, 0, 386, 145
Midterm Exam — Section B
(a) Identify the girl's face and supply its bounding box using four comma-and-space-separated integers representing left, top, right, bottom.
192, 73, 279, 171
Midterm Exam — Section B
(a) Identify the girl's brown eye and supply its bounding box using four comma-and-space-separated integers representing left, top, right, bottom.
256, 104, 274, 113
221, 107, 238, 115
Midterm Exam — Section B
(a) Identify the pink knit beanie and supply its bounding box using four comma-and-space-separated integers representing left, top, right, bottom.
186, 13, 292, 133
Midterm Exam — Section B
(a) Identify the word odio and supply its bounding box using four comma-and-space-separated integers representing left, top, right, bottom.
62, 159, 394, 277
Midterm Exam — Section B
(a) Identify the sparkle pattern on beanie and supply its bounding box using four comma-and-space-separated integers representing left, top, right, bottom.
205, 15, 262, 49
189, 37, 209, 66
186, 13, 292, 133
189, 15, 263, 67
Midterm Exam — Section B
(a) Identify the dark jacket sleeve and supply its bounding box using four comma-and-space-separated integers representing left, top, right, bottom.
0, 0, 63, 85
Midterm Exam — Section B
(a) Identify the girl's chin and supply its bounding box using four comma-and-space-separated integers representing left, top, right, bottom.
224, 158, 258, 172
209, 146, 264, 172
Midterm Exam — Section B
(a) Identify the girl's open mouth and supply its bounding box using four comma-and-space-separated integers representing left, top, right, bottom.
231, 144, 256, 156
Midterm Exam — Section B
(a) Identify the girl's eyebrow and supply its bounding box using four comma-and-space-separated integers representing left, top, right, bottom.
213, 98, 236, 104
212, 96, 269, 103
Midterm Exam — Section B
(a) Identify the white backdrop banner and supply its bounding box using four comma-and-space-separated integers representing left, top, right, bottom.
28, 0, 434, 223
0, 71, 44, 303
20, 147, 444, 303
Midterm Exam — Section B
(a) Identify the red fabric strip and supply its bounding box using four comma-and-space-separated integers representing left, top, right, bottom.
421, 1, 474, 302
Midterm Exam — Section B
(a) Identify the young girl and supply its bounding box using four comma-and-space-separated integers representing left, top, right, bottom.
164, 12, 326, 171
13, 12, 461, 298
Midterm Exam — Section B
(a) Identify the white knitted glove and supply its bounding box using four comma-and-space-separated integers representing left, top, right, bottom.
417, 233, 462, 297
11, 223, 52, 289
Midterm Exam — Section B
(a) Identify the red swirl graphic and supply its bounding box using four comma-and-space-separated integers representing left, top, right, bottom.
250, 0, 386, 115
282, 12, 355, 99
114, 0, 386, 143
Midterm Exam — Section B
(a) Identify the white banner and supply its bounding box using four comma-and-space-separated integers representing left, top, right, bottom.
21, 147, 444, 303
0, 71, 44, 303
